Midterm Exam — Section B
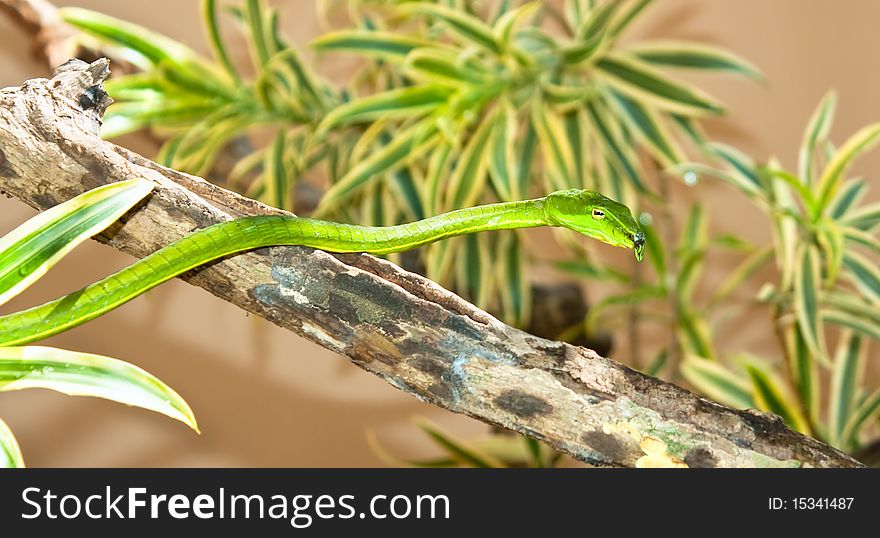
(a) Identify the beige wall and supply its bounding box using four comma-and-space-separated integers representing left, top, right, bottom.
0, 1, 877, 466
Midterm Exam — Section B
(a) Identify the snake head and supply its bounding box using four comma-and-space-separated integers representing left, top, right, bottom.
544, 189, 645, 261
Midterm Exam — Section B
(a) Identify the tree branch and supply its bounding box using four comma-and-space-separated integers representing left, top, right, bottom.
0, 59, 863, 468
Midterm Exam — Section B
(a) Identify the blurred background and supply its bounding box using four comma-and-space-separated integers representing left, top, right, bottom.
0, 0, 877, 466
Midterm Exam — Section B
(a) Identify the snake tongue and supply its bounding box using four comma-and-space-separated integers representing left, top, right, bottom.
632, 232, 645, 261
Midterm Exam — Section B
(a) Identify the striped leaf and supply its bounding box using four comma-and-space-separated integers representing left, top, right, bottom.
554, 260, 630, 283
842, 202, 880, 232
822, 307, 880, 340
828, 179, 866, 220
263, 131, 290, 210
842, 251, 880, 303
642, 222, 666, 278
201, 0, 239, 81
793, 244, 825, 362
596, 53, 724, 116
785, 324, 820, 428
705, 143, 765, 195
319, 85, 451, 132
404, 48, 489, 86
815, 123, 880, 212
456, 233, 494, 310
311, 31, 431, 60
402, 3, 500, 54
817, 221, 844, 285
532, 102, 575, 190
488, 100, 517, 201
244, 0, 272, 66
576, 0, 623, 41
629, 40, 763, 79
317, 121, 439, 214
828, 331, 864, 447
743, 361, 810, 434
680, 355, 753, 409
497, 234, 531, 327
677, 309, 715, 360
604, 87, 684, 165
0, 417, 24, 468
669, 163, 762, 199
494, 2, 541, 48
609, 0, 654, 38
413, 416, 504, 468
0, 346, 198, 432
841, 388, 880, 449
798, 91, 836, 187
708, 246, 773, 307
446, 109, 497, 209
60, 7, 202, 69
585, 100, 648, 192
516, 121, 538, 199
0, 179, 153, 307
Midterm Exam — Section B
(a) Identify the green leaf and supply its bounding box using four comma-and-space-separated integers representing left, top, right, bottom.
841, 388, 880, 448
0, 346, 198, 432
793, 244, 825, 362
456, 233, 493, 309
554, 260, 630, 283
822, 307, 880, 340
446, 110, 496, 210
585, 99, 648, 192
680, 355, 753, 409
494, 2, 541, 48
629, 40, 763, 80
596, 53, 724, 116
60, 7, 200, 69
843, 202, 880, 232
532, 102, 575, 190
311, 31, 431, 60
319, 85, 451, 132
497, 234, 530, 328
708, 246, 773, 307
743, 361, 810, 434
817, 221, 845, 285
317, 121, 439, 214
642, 222, 665, 278
586, 285, 665, 331
815, 123, 880, 212
0, 179, 153, 307
669, 163, 762, 199
604, 88, 684, 165
705, 143, 764, 194
488, 100, 516, 201
264, 131, 290, 210
576, 0, 623, 40
785, 324, 820, 428
608, 0, 653, 38
404, 47, 489, 86
828, 179, 866, 220
516, 121, 538, 198
842, 251, 880, 303
828, 331, 864, 447
798, 91, 836, 187
402, 2, 500, 54
677, 309, 715, 359
388, 164, 425, 221
202, 0, 239, 81
0, 417, 24, 468
413, 416, 504, 468
245, 0, 272, 66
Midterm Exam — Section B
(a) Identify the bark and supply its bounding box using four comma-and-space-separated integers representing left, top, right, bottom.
0, 59, 864, 468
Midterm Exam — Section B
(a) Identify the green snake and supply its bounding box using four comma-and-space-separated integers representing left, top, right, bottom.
0, 188, 643, 346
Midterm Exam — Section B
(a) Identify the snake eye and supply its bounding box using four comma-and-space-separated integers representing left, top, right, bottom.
591, 208, 605, 220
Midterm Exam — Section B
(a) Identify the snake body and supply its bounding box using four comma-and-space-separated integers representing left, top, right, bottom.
0, 189, 643, 346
